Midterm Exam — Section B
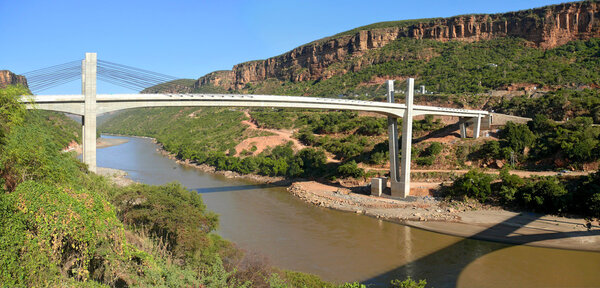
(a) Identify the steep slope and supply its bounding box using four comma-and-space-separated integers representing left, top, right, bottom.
186, 1, 599, 92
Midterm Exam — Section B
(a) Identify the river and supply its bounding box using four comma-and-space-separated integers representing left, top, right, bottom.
97, 135, 600, 288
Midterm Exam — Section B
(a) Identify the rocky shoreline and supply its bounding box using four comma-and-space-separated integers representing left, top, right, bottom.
288, 181, 600, 251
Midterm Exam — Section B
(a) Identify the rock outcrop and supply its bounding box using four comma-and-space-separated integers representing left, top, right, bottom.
196, 1, 599, 91
0, 70, 28, 89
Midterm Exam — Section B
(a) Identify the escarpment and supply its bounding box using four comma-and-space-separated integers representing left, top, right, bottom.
193, 1, 599, 91
0, 70, 28, 89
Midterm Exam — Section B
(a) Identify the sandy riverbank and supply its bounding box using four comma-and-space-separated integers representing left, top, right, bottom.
97, 167, 136, 186
289, 181, 600, 251
71, 137, 130, 155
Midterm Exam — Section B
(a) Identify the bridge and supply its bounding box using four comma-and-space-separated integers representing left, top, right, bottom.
20, 53, 489, 197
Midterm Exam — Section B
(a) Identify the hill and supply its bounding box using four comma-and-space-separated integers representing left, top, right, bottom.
145, 1, 599, 97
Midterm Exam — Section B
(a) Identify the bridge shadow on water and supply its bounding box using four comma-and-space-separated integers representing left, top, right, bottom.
195, 184, 275, 193
362, 214, 600, 288
194, 180, 290, 194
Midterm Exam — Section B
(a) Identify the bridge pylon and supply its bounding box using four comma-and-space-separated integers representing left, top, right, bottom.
388, 79, 414, 198
82, 53, 97, 173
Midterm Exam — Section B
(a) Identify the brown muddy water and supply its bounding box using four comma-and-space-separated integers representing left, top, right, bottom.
97, 135, 600, 287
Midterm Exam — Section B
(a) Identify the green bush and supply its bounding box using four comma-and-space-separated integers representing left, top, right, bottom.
413, 115, 442, 133
391, 277, 427, 288
337, 160, 364, 178
498, 168, 525, 204
250, 110, 295, 129
499, 122, 536, 153
113, 182, 219, 266
479, 140, 501, 161
516, 177, 568, 213
0, 181, 130, 286
421, 142, 443, 157
369, 151, 388, 165
416, 156, 434, 166
356, 117, 386, 135
0, 123, 83, 191
297, 148, 327, 176
0, 85, 27, 143
445, 170, 493, 201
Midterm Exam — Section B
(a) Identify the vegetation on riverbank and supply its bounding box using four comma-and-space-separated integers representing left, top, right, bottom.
473, 116, 600, 169
100, 107, 449, 181
445, 168, 600, 219
2, 85, 427, 287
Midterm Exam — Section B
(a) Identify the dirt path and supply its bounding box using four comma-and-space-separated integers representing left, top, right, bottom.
360, 166, 592, 178
235, 111, 339, 162
237, 110, 307, 153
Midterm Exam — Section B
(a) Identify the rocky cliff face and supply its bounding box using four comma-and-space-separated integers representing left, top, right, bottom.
0, 70, 28, 89
196, 1, 599, 91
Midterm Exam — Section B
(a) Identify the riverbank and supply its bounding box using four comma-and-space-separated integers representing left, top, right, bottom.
106, 136, 600, 252
70, 137, 130, 155
289, 181, 600, 252
97, 167, 136, 186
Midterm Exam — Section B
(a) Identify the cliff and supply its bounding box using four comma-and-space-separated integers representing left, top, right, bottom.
196, 1, 600, 91
0, 70, 28, 89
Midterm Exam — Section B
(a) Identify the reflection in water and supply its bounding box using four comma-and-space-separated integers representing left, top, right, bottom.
97, 135, 600, 287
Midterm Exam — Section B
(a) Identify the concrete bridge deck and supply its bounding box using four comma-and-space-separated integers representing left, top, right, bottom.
19, 53, 490, 198
23, 93, 488, 119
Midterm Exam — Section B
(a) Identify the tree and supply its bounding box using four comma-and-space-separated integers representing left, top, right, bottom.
499, 121, 536, 152
446, 170, 493, 201
0, 85, 28, 143
516, 177, 567, 213
337, 160, 364, 178
297, 148, 327, 176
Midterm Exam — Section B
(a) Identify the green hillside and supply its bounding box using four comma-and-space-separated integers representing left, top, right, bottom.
2, 86, 392, 287
234, 38, 600, 96
151, 37, 600, 99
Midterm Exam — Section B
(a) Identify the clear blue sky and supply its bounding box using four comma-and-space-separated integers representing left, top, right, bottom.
0, 0, 568, 94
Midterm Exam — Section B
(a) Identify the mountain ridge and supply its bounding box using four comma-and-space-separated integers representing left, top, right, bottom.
182, 1, 599, 93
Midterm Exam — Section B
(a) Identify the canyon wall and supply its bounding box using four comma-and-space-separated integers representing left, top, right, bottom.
195, 1, 599, 91
0, 70, 28, 89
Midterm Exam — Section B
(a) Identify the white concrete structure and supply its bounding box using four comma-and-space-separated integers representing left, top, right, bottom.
371, 178, 384, 197
82, 53, 97, 173
21, 54, 489, 197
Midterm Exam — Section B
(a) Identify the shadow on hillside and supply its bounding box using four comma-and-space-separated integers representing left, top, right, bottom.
362, 213, 600, 288
413, 122, 461, 144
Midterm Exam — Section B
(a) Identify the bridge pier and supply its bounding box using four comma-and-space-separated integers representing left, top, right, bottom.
388, 79, 414, 198
459, 118, 467, 138
473, 115, 481, 139
82, 53, 97, 173
459, 116, 482, 139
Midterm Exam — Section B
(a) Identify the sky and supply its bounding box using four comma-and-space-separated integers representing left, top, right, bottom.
0, 0, 569, 94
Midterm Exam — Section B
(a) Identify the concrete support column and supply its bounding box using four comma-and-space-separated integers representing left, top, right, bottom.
371, 178, 384, 197
387, 80, 400, 184
83, 53, 97, 173
396, 78, 414, 198
459, 117, 467, 138
473, 115, 482, 139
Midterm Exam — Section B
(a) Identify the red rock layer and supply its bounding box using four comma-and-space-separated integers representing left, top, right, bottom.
196, 1, 599, 90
